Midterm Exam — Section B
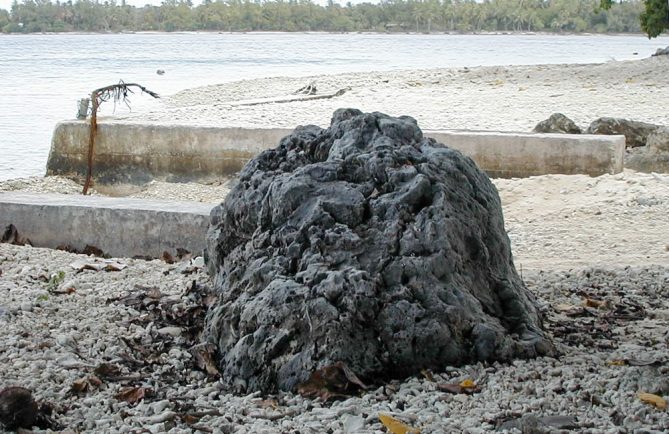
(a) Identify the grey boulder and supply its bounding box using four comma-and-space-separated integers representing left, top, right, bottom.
533, 113, 582, 134
586, 117, 659, 148
204, 109, 554, 394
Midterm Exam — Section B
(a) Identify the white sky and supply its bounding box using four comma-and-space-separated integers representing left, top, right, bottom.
0, 0, 377, 12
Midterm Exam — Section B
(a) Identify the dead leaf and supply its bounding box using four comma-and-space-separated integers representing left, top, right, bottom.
50, 286, 76, 295
584, 297, 607, 309
437, 378, 480, 395
554, 303, 585, 316
257, 399, 279, 409
94, 363, 122, 379
69, 259, 127, 272
607, 359, 627, 366
70, 375, 102, 393
297, 362, 367, 401
115, 386, 152, 404
176, 248, 192, 261
189, 343, 220, 377
378, 413, 420, 434
161, 251, 175, 264
82, 245, 105, 257
638, 393, 668, 409
420, 369, 434, 382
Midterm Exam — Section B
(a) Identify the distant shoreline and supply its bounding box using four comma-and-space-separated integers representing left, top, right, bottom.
0, 30, 655, 37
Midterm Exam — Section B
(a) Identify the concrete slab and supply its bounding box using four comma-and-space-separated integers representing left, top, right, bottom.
46, 122, 626, 186
0, 192, 215, 258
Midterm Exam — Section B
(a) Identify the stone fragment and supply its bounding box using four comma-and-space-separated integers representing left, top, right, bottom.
205, 109, 554, 393
533, 113, 582, 134
647, 126, 669, 154
586, 117, 659, 148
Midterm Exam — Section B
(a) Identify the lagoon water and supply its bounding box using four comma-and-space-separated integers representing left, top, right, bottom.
1, 32, 669, 181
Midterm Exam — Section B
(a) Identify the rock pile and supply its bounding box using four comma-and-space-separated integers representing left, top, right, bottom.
205, 109, 554, 393
532, 112, 582, 134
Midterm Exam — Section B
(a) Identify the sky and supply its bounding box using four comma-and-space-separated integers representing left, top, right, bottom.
0, 0, 379, 12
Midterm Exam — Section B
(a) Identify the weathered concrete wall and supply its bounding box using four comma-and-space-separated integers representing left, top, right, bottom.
47, 121, 625, 184
0, 192, 213, 258
47, 121, 290, 185
432, 130, 625, 178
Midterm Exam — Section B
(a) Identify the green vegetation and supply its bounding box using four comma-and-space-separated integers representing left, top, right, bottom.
0, 0, 649, 35
601, 0, 668, 37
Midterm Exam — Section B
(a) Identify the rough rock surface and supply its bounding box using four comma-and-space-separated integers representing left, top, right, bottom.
586, 117, 659, 148
647, 126, 669, 154
532, 113, 582, 134
205, 109, 554, 394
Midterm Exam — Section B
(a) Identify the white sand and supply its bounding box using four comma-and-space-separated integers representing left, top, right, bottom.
112, 57, 669, 132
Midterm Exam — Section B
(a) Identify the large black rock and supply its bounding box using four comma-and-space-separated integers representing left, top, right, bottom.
205, 109, 553, 393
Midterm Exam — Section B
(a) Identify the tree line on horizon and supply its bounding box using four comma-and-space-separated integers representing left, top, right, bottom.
0, 0, 649, 35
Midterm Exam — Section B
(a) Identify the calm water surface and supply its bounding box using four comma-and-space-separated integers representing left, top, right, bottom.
1, 32, 668, 180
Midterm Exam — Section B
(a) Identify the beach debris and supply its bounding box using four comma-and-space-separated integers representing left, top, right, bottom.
437, 378, 481, 395
83, 81, 159, 195
115, 386, 153, 405
586, 117, 659, 148
638, 393, 667, 409
156, 69, 166, 75
205, 108, 554, 394
297, 362, 367, 401
378, 413, 420, 434
293, 81, 317, 95
70, 375, 102, 394
190, 343, 220, 377
69, 258, 127, 272
1, 224, 31, 246
533, 113, 582, 134
56, 244, 106, 257
233, 87, 348, 107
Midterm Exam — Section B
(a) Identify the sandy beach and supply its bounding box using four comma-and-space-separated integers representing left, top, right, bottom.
111, 56, 669, 132
1, 58, 669, 433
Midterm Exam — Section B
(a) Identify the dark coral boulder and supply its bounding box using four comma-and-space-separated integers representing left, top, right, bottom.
204, 109, 554, 394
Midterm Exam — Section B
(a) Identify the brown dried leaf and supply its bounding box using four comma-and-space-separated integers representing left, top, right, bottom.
189, 343, 220, 377
584, 297, 607, 309
180, 414, 200, 425
94, 363, 122, 379
378, 413, 420, 434
161, 251, 175, 264
115, 386, 152, 405
257, 399, 279, 409
71, 375, 102, 394
638, 393, 668, 409
71, 378, 90, 393
437, 383, 463, 394
420, 369, 435, 382
437, 380, 480, 395
297, 362, 367, 401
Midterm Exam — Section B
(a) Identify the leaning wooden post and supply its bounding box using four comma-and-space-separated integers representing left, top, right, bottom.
81, 82, 159, 195
82, 92, 99, 195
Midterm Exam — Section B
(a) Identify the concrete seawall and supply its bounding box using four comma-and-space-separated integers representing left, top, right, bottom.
0, 192, 213, 258
47, 121, 625, 186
